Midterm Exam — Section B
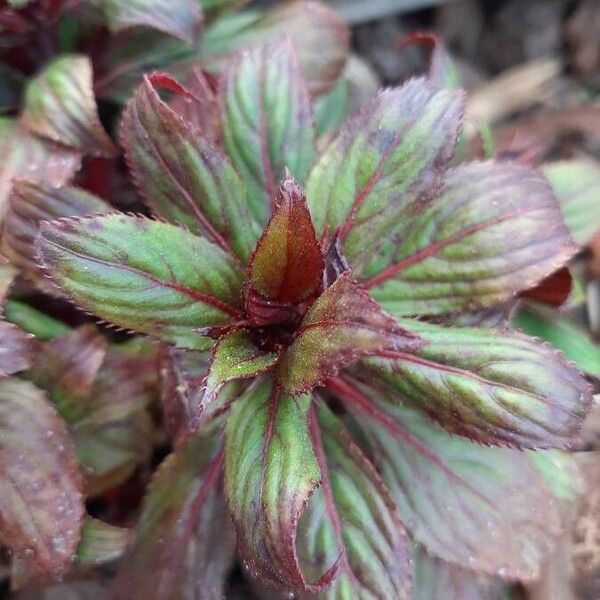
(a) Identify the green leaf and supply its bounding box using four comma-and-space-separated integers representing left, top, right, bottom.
220, 39, 316, 225
278, 272, 422, 395
29, 326, 108, 423
306, 78, 464, 275
111, 433, 235, 600
367, 162, 578, 315
313, 78, 349, 137
543, 159, 600, 246
185, 331, 280, 430
356, 319, 592, 448
37, 214, 245, 350
342, 385, 562, 580
527, 449, 583, 508
93, 0, 202, 44
513, 304, 600, 378
1, 180, 109, 293
76, 518, 131, 566
121, 72, 259, 261
21, 55, 116, 157
0, 119, 81, 216
0, 379, 84, 574
4, 300, 70, 340
198, 1, 349, 96
297, 401, 411, 599
224, 377, 322, 591
0, 320, 32, 377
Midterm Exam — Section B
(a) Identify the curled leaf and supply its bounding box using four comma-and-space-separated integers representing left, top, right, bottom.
21, 55, 116, 157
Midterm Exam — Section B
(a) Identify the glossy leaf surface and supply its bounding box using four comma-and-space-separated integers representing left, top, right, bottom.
368, 162, 578, 315
21, 55, 116, 157
2, 180, 109, 291
37, 214, 245, 349
278, 272, 422, 395
121, 73, 258, 261
306, 78, 464, 274
358, 319, 591, 448
224, 377, 322, 590
220, 39, 315, 224
0, 379, 84, 574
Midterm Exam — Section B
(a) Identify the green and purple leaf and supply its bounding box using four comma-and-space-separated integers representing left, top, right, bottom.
21, 55, 116, 158
111, 433, 235, 600
224, 377, 325, 591
248, 176, 323, 307
220, 39, 315, 224
354, 319, 592, 448
93, 0, 202, 44
2, 180, 109, 292
36, 214, 245, 350
76, 518, 132, 566
0, 320, 33, 376
336, 380, 563, 580
185, 331, 280, 431
296, 401, 411, 599
367, 162, 578, 315
0, 379, 84, 574
306, 78, 465, 275
278, 272, 422, 395
542, 159, 600, 246
121, 72, 259, 261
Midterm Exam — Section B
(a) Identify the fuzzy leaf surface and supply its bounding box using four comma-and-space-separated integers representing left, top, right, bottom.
357, 319, 591, 448
248, 176, 323, 305
368, 162, 577, 315
296, 401, 411, 599
185, 331, 279, 430
543, 159, 600, 245
306, 78, 464, 274
0, 379, 84, 574
278, 272, 422, 395
220, 39, 315, 224
514, 304, 600, 378
112, 433, 234, 600
121, 73, 258, 261
37, 214, 245, 350
2, 180, 109, 292
0, 320, 32, 376
224, 377, 323, 591
94, 0, 202, 44
21, 55, 116, 157
345, 389, 562, 580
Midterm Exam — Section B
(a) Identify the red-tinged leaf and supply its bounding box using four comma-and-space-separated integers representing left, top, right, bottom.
20, 55, 116, 158
29, 325, 108, 423
111, 433, 235, 600
0, 320, 32, 376
367, 162, 579, 316
220, 39, 316, 224
277, 272, 422, 395
169, 68, 219, 141
0, 379, 84, 574
1, 180, 110, 293
76, 517, 132, 566
224, 377, 326, 591
96, 0, 202, 44
199, 1, 349, 97
306, 78, 465, 275
0, 119, 81, 215
543, 159, 600, 246
121, 72, 259, 261
335, 379, 563, 581
355, 318, 592, 449
296, 401, 411, 599
185, 331, 280, 431
36, 214, 245, 350
521, 266, 572, 307
248, 176, 323, 306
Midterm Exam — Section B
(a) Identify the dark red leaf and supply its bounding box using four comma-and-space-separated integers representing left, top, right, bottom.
521, 266, 573, 307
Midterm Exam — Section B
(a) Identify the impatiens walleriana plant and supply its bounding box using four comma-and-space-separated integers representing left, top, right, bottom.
26, 32, 594, 597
